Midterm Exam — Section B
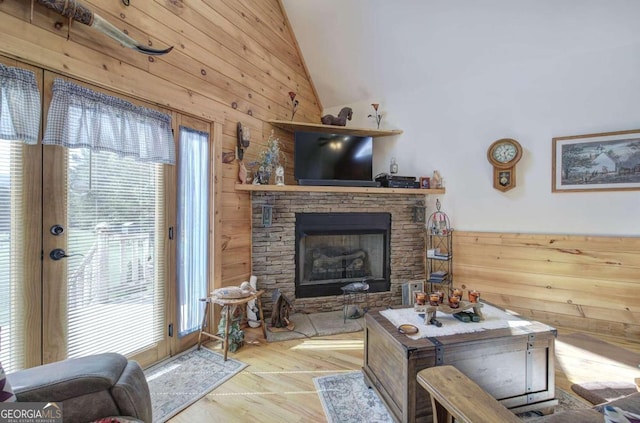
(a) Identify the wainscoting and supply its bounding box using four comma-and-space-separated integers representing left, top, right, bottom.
454, 231, 640, 340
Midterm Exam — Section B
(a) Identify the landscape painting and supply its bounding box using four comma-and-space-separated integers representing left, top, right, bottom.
552, 129, 640, 192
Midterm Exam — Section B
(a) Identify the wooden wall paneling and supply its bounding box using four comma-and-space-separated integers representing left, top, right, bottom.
454, 231, 640, 340
221, 222, 252, 251
234, 0, 296, 47
455, 245, 639, 282
148, 0, 318, 107
455, 267, 639, 310
0, 5, 226, 123
276, 0, 323, 113
148, 56, 260, 120
221, 261, 253, 283
95, 0, 318, 120
213, 121, 225, 288
0, 1, 151, 72
207, 0, 305, 75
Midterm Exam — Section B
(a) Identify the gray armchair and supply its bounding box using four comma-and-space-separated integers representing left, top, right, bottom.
8, 353, 151, 423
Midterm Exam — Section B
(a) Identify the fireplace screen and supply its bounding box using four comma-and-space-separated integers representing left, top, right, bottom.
300, 233, 383, 282
295, 212, 390, 298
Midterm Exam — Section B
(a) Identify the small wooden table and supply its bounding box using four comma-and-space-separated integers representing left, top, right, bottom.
197, 290, 267, 360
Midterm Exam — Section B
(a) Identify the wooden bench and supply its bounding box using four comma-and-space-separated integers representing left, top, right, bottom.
416, 365, 521, 423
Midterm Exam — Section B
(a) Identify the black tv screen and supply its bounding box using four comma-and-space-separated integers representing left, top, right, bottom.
294, 131, 373, 183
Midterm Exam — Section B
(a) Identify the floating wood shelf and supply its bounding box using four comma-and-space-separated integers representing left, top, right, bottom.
267, 119, 403, 138
235, 183, 444, 195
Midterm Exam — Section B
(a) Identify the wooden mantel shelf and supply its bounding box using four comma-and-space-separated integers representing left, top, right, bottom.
235, 183, 444, 195
268, 119, 402, 138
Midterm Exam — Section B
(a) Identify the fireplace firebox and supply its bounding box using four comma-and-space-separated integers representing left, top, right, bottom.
295, 212, 391, 298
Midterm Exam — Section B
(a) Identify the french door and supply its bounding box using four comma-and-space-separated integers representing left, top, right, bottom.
40, 73, 172, 366
1, 58, 218, 371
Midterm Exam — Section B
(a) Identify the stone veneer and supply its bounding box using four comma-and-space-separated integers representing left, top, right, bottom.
251, 192, 426, 315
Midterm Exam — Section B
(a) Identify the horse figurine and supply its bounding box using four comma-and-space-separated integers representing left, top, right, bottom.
321, 107, 353, 126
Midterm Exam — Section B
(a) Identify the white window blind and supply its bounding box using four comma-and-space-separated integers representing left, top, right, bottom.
0, 64, 40, 372
66, 148, 166, 358
0, 141, 26, 372
177, 126, 209, 337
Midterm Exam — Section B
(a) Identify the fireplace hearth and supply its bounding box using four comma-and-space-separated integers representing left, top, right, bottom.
295, 212, 391, 298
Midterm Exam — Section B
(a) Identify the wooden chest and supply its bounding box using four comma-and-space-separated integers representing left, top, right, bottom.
362, 308, 557, 423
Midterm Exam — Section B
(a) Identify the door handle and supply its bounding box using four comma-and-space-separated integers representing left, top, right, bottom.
49, 248, 84, 261
49, 248, 69, 260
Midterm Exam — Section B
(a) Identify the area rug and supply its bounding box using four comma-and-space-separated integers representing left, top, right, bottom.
314, 371, 588, 423
267, 310, 364, 342
145, 347, 247, 422
314, 371, 393, 423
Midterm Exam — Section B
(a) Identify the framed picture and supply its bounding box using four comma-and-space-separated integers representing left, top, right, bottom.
552, 129, 640, 192
419, 176, 430, 189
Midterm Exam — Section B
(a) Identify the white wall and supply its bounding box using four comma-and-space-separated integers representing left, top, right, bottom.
283, 0, 640, 235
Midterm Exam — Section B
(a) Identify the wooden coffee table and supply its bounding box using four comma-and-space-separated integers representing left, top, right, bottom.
362, 305, 558, 422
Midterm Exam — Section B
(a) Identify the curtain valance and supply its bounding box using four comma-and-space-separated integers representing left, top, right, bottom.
43, 79, 175, 165
0, 64, 41, 144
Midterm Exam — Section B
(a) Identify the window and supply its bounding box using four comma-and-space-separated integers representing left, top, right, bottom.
177, 126, 210, 337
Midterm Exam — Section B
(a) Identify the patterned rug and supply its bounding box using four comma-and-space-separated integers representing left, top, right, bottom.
145, 347, 247, 422
314, 371, 588, 423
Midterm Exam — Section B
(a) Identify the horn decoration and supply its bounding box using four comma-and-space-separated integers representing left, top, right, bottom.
35, 0, 173, 55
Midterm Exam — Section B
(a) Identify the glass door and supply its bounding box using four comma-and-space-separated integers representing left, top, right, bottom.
41, 73, 171, 366
0, 57, 42, 372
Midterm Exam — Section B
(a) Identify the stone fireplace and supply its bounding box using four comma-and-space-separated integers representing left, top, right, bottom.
295, 212, 391, 298
251, 192, 426, 315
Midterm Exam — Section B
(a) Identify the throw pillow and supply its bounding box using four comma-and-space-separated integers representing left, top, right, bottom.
0, 362, 17, 402
604, 405, 640, 423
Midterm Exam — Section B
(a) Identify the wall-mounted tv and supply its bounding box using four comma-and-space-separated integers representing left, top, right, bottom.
294, 131, 376, 186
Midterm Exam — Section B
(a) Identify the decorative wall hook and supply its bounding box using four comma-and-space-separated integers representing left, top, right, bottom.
237, 122, 250, 161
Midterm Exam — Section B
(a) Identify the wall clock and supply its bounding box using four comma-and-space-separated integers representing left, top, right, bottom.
487, 138, 523, 192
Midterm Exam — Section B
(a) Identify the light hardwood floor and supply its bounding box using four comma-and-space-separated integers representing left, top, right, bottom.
169, 325, 640, 422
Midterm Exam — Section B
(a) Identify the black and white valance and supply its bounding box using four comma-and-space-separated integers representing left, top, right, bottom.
43, 79, 175, 165
0, 64, 41, 144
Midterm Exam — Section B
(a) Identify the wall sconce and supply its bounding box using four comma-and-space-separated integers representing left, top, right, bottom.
262, 205, 273, 227
237, 122, 251, 161
413, 200, 426, 223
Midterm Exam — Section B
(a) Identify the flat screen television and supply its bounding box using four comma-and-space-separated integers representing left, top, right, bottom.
294, 131, 375, 186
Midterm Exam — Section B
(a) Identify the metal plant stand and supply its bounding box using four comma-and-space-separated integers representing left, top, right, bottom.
341, 280, 370, 323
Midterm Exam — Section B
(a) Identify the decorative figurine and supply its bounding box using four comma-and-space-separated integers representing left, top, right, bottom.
275, 165, 285, 186
432, 170, 443, 189
390, 157, 398, 175
321, 107, 353, 126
